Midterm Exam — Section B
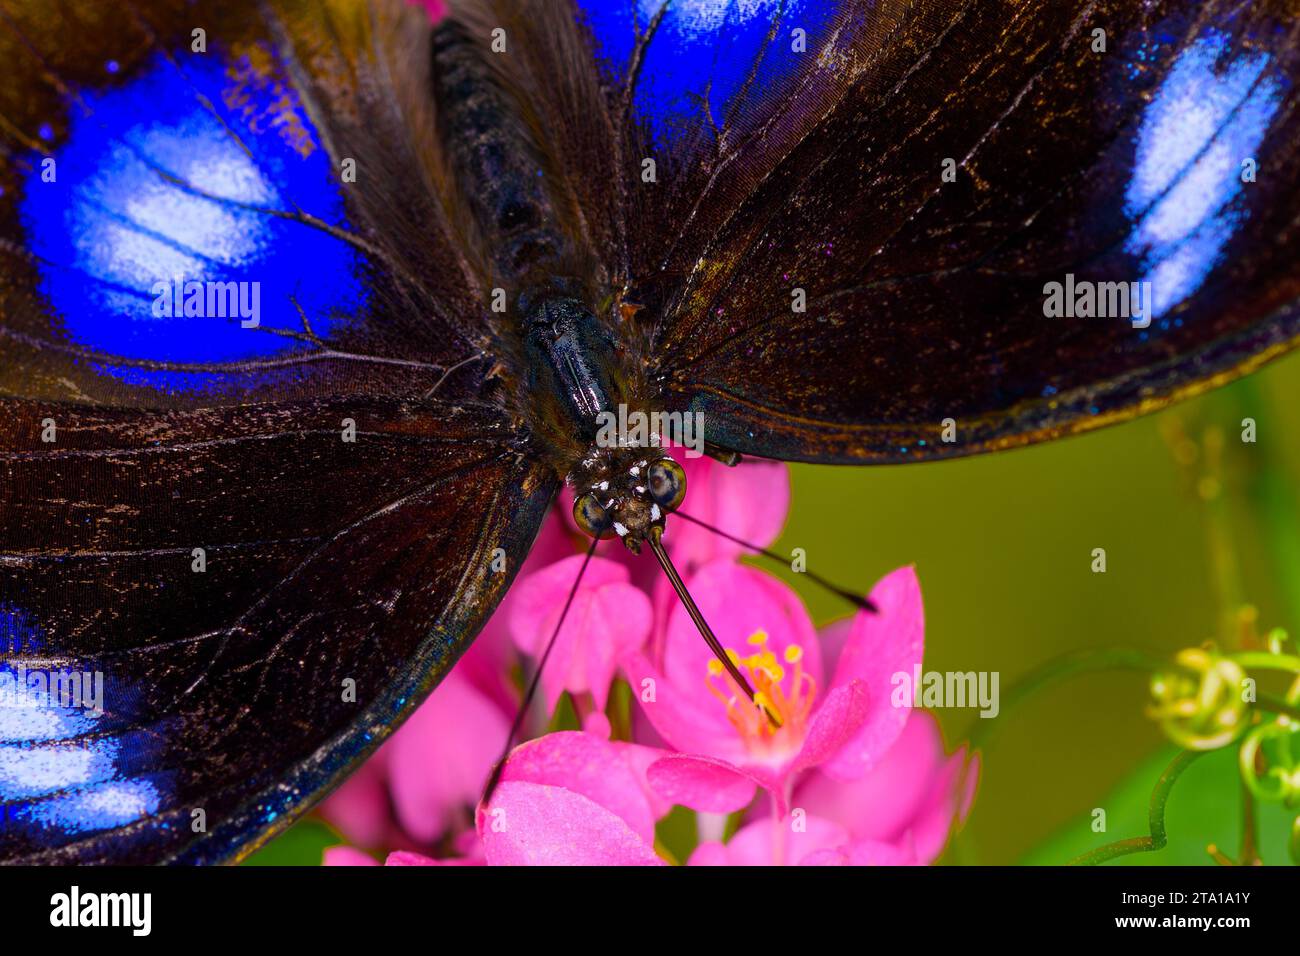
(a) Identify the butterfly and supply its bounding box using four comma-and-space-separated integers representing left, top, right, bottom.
1, 0, 1298, 863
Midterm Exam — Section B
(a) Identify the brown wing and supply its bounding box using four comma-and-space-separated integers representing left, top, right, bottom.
526, 0, 1300, 463
0, 398, 554, 864
0, 0, 554, 863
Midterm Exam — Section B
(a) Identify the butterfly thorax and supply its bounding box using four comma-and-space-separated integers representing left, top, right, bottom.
518, 282, 681, 551
518, 284, 623, 441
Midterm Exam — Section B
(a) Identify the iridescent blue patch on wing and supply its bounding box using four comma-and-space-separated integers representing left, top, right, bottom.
0, 606, 167, 841
1124, 30, 1283, 322
18, 51, 366, 391
576, 0, 837, 146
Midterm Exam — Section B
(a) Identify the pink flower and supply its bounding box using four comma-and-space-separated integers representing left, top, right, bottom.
629, 564, 925, 814
320, 750, 398, 852
352, 726, 678, 868
476, 731, 668, 865
385, 667, 513, 844
689, 711, 978, 865
322, 845, 380, 867
689, 817, 914, 867
508, 555, 651, 715
796, 711, 979, 863
323, 841, 485, 867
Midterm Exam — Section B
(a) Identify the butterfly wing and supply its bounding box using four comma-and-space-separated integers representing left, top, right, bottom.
561, 0, 1300, 463
0, 0, 554, 863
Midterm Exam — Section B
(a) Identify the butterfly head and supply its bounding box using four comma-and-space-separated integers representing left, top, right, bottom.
571, 452, 687, 553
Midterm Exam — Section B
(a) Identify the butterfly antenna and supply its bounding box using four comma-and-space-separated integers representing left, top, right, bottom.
673, 510, 877, 613
647, 529, 782, 728
480, 536, 599, 806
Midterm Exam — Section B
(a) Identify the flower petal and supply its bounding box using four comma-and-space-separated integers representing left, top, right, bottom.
905, 746, 980, 863
800, 839, 917, 867
959, 750, 981, 824
509, 555, 651, 713
789, 679, 870, 776
583, 710, 612, 739
821, 566, 925, 780
798, 710, 944, 838
609, 739, 678, 819
386, 849, 482, 866
687, 841, 731, 866
692, 815, 848, 866
622, 651, 751, 765
815, 617, 855, 677
665, 562, 823, 696
655, 562, 823, 765
478, 781, 663, 866
322, 846, 379, 867
387, 668, 510, 844
497, 731, 658, 845
384, 850, 439, 866
467, 511, 572, 713
796, 711, 977, 864
646, 754, 758, 814
318, 750, 392, 849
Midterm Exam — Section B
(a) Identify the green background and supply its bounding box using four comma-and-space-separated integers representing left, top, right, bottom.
250, 350, 1300, 866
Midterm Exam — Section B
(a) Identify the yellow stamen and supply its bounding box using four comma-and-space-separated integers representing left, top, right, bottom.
702, 634, 818, 759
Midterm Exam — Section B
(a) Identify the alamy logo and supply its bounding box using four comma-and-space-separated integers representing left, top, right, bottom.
0, 666, 103, 717
891, 665, 1000, 718
151, 275, 261, 328
1042, 273, 1152, 329
50, 886, 151, 936
594, 404, 706, 459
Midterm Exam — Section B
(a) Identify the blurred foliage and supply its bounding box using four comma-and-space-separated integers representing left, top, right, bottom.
244, 819, 340, 866
256, 349, 1300, 865
1023, 745, 1294, 865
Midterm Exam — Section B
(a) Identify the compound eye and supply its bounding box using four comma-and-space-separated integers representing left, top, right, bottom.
573, 493, 614, 539
646, 458, 687, 512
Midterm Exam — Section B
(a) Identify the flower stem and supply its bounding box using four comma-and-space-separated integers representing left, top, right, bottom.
1238, 780, 1261, 866
1229, 652, 1300, 672
963, 647, 1165, 752
1254, 692, 1300, 721
1069, 750, 1206, 865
